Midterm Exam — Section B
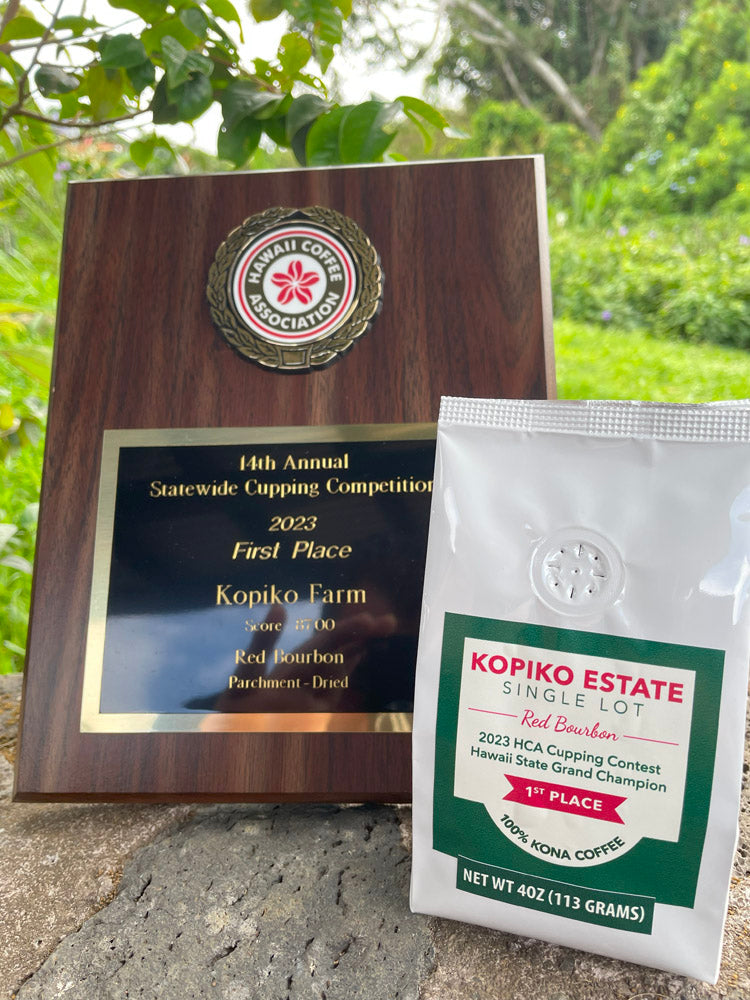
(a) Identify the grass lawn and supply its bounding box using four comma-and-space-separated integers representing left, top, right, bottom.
1, 320, 749, 673
555, 318, 750, 401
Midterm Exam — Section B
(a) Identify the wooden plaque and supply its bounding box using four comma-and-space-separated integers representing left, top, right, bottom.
14, 158, 554, 802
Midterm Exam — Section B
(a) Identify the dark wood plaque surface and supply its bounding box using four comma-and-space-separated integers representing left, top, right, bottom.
14, 158, 554, 802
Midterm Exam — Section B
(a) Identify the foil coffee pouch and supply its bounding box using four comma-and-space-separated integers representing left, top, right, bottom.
410, 397, 750, 983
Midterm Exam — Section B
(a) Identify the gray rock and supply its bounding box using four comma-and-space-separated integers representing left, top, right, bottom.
15, 804, 433, 1000
0, 674, 190, 998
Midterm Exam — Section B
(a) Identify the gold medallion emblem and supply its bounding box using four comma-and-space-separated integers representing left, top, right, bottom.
207, 206, 383, 371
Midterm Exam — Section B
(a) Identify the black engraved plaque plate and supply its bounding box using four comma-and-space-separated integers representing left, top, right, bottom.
82, 424, 435, 733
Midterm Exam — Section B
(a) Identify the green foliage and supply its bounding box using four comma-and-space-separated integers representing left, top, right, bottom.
0, 439, 41, 673
600, 0, 750, 167
426, 0, 684, 131
0, 0, 448, 177
0, 168, 59, 673
551, 215, 750, 348
459, 101, 595, 202
591, 0, 750, 215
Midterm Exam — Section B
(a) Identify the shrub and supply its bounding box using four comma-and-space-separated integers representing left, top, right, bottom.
551, 214, 750, 348
460, 101, 595, 203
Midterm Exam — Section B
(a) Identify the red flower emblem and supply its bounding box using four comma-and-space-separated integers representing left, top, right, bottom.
271, 259, 320, 305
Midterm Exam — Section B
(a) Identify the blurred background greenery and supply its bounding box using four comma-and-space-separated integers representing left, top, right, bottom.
2, 0, 750, 671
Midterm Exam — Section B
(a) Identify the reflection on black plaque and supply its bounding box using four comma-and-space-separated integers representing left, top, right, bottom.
81, 424, 435, 733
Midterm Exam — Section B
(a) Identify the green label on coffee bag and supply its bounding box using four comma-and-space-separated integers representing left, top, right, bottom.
457, 857, 654, 933
434, 615, 723, 915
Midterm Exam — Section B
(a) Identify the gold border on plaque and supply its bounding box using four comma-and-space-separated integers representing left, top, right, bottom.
207, 207, 383, 372
81, 423, 435, 734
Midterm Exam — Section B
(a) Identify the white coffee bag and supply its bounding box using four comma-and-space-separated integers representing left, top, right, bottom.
411, 397, 750, 983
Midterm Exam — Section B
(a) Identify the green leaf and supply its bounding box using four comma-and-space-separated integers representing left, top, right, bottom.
129, 134, 175, 167
0, 16, 46, 43
35, 65, 79, 96
291, 124, 311, 164
85, 65, 126, 119
305, 105, 346, 165
1, 554, 33, 574
107, 0, 168, 25
205, 0, 242, 27
0, 51, 24, 81
286, 93, 330, 142
57, 90, 80, 118
397, 96, 449, 131
292, 0, 343, 72
150, 77, 180, 123
0, 524, 17, 554
100, 34, 149, 70
1, 345, 52, 387
0, 404, 15, 432
161, 35, 213, 90
142, 16, 202, 54
217, 117, 262, 166
338, 100, 396, 163
17, 144, 55, 199
173, 71, 213, 120
251, 0, 285, 21
402, 107, 431, 150
220, 79, 283, 128
127, 58, 156, 94
55, 16, 100, 33
263, 115, 287, 146
130, 136, 156, 168
178, 6, 209, 40
335, 0, 352, 15
278, 32, 311, 77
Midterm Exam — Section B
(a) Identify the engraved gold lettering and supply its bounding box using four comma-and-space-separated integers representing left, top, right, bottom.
244, 618, 283, 633
282, 453, 349, 471
216, 585, 298, 607
234, 649, 266, 665
309, 583, 366, 604
325, 476, 432, 497
240, 453, 276, 471
228, 673, 301, 689
273, 649, 346, 666
231, 541, 281, 560
291, 540, 352, 560
312, 674, 349, 689
149, 479, 239, 498
244, 478, 320, 500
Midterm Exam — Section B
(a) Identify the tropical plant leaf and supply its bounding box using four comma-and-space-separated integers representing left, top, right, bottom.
100, 34, 149, 70
0, 524, 18, 554
220, 79, 283, 128
0, 16, 46, 43
217, 116, 262, 166
338, 100, 397, 163
205, 0, 242, 27
1, 345, 52, 387
35, 65, 79, 97
1, 554, 33, 574
286, 93, 330, 142
179, 6, 209, 40
251, 0, 285, 21
305, 105, 346, 165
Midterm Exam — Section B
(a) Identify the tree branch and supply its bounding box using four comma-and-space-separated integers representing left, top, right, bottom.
15, 0, 67, 102
498, 51, 533, 108
0, 136, 70, 168
15, 108, 146, 130
0, 0, 21, 41
446, 0, 602, 139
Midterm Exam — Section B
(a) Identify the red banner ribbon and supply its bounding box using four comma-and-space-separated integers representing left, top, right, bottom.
504, 774, 626, 824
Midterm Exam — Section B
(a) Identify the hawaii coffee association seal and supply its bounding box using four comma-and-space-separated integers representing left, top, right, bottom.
207, 206, 383, 371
